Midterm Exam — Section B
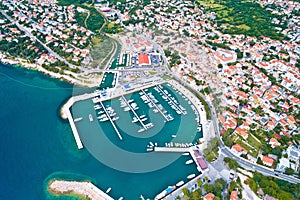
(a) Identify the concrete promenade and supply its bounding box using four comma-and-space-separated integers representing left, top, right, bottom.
154, 147, 190, 153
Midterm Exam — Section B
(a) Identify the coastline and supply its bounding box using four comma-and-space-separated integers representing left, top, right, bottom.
0, 52, 100, 88
47, 179, 114, 200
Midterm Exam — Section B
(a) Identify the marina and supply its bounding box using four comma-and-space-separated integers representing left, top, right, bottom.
64, 80, 205, 199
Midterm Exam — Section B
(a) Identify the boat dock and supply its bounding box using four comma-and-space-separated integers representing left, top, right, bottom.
121, 96, 147, 130
156, 85, 186, 115
154, 147, 190, 153
141, 89, 170, 121
98, 101, 123, 140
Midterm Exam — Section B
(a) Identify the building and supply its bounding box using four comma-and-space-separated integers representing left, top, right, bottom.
230, 190, 238, 200
138, 54, 151, 67
204, 193, 215, 200
196, 157, 208, 170
261, 155, 274, 167
231, 144, 248, 156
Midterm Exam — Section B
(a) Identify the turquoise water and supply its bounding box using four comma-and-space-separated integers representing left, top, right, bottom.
99, 72, 116, 89
0, 63, 200, 200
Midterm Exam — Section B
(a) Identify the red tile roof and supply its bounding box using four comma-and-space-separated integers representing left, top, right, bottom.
138, 54, 150, 65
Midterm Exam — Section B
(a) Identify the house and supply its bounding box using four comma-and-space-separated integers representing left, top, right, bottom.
261, 155, 274, 167
230, 190, 238, 200
286, 145, 300, 171
204, 193, 215, 200
214, 49, 237, 65
231, 144, 247, 156
235, 127, 248, 139
269, 138, 280, 148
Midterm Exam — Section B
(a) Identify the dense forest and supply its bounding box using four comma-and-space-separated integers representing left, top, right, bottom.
196, 0, 285, 40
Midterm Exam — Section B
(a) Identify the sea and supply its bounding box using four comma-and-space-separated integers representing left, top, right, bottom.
0, 63, 200, 200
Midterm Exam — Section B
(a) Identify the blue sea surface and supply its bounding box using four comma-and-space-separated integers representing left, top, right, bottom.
0, 63, 199, 200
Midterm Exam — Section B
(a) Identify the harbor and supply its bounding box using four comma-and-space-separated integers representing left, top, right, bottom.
61, 78, 209, 199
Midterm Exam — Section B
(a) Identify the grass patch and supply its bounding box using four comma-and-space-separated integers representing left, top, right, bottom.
236, 24, 251, 31
90, 36, 116, 68
149, 71, 158, 75
236, 138, 259, 157
247, 134, 262, 150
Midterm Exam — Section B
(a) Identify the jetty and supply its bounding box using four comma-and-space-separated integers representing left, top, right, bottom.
99, 101, 123, 140
61, 92, 98, 149
48, 180, 114, 200
154, 147, 190, 153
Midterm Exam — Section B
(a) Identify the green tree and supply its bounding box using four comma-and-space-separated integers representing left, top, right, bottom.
285, 168, 295, 175
237, 51, 243, 59
182, 187, 189, 197
197, 179, 203, 187
204, 184, 214, 193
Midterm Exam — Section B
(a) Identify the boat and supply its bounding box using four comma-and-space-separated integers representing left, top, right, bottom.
124, 107, 130, 111
94, 105, 101, 110
154, 186, 176, 200
132, 118, 138, 123
74, 117, 83, 122
106, 187, 111, 193
141, 118, 147, 122
176, 110, 182, 115
89, 114, 93, 122
146, 148, 153, 152
98, 114, 107, 119
182, 152, 189, 156
99, 117, 109, 122
187, 174, 196, 179
118, 197, 123, 200
128, 99, 134, 103
109, 112, 116, 117
98, 111, 104, 114
172, 135, 177, 138
176, 181, 184, 187
140, 115, 146, 118
149, 142, 154, 146
112, 116, 119, 121
138, 128, 145, 133
145, 123, 153, 128
185, 160, 193, 165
